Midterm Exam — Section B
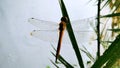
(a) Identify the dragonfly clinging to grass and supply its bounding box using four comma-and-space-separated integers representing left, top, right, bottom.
28, 16, 96, 62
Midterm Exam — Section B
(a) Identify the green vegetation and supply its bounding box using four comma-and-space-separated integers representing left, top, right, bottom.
50, 0, 120, 68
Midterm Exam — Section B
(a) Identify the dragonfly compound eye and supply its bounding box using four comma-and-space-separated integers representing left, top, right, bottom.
61, 17, 68, 22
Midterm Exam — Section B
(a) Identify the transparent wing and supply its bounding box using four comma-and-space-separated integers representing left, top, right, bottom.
28, 18, 59, 30
29, 17, 97, 44
28, 17, 96, 31
74, 31, 96, 44
71, 17, 96, 31
30, 30, 96, 44
30, 30, 70, 43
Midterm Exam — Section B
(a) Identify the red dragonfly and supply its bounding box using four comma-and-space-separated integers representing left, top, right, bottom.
28, 17, 96, 62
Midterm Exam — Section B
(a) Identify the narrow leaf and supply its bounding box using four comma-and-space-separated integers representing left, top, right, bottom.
100, 13, 120, 18
91, 34, 120, 68
101, 0, 112, 10
51, 52, 74, 68
58, 0, 84, 67
107, 29, 120, 32
50, 59, 59, 68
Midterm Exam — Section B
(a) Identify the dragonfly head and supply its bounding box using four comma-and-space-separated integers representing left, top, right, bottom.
61, 17, 68, 23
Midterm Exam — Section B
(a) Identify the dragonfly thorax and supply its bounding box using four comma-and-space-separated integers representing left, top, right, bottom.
59, 21, 66, 31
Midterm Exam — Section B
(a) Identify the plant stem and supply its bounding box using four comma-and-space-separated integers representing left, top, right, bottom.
97, 0, 101, 59
58, 0, 84, 67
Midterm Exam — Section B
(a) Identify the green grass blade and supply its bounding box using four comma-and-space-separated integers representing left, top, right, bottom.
107, 29, 120, 32
91, 34, 120, 68
58, 0, 84, 67
101, 0, 112, 10
80, 46, 95, 62
51, 45, 74, 68
51, 52, 74, 68
58, 55, 74, 68
58, 56, 74, 68
103, 56, 119, 68
100, 13, 120, 18
50, 59, 59, 68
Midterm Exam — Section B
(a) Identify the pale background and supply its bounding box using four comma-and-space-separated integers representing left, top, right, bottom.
0, 0, 97, 68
